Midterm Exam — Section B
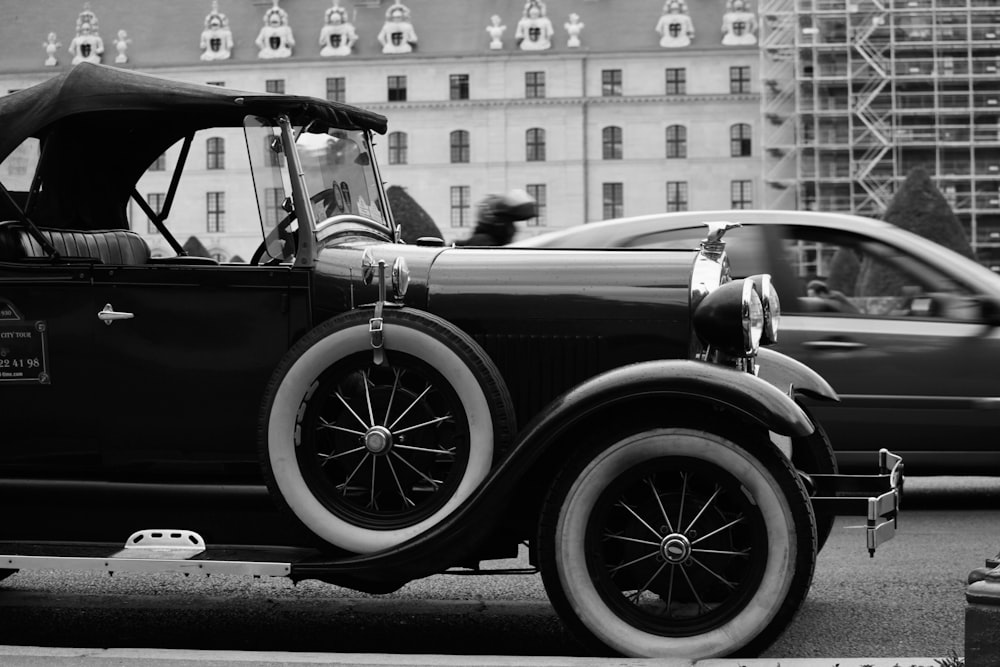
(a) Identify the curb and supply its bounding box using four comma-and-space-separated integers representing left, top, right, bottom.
0, 647, 956, 667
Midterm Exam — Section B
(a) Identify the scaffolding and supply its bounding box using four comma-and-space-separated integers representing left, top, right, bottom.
761, 0, 1000, 270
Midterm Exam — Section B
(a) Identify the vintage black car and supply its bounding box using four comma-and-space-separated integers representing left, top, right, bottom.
0, 64, 901, 659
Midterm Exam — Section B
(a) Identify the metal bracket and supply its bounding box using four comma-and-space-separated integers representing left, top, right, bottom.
368, 257, 388, 366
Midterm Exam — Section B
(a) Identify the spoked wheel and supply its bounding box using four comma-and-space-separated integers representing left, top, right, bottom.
297, 353, 471, 530
260, 308, 515, 553
539, 428, 816, 659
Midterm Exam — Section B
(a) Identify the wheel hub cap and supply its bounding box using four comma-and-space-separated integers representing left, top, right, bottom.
660, 533, 692, 564
364, 425, 393, 454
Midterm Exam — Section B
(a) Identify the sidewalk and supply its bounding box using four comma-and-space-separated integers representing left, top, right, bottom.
0, 647, 957, 667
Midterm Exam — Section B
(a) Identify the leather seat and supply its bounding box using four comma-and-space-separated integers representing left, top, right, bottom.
0, 223, 150, 265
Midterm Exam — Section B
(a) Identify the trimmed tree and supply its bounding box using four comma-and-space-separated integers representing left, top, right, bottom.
856, 167, 974, 296
386, 185, 443, 244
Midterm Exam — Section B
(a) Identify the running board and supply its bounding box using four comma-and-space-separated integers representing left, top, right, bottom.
0, 529, 315, 578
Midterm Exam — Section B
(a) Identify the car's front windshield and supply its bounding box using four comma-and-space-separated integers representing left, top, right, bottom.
296, 128, 388, 229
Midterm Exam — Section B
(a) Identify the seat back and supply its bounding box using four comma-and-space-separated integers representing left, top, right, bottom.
0, 223, 150, 265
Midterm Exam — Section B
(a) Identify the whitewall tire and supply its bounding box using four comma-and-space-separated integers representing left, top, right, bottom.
260, 308, 515, 554
538, 428, 816, 659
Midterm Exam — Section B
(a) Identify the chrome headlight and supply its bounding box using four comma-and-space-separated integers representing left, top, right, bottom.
692, 278, 764, 357
749, 273, 780, 346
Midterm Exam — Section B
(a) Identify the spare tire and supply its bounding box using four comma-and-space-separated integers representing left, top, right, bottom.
259, 308, 516, 553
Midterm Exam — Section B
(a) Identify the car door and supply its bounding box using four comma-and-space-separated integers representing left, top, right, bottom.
92, 263, 311, 482
769, 224, 1000, 473
0, 258, 99, 477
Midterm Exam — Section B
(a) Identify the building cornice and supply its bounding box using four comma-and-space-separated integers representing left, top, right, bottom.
364, 93, 760, 111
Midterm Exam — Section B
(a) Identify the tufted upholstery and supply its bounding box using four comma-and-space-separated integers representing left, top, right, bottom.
0, 223, 150, 265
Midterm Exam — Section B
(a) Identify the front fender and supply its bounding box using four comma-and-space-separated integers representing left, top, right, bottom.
756, 347, 839, 402
291, 359, 814, 590
518, 358, 817, 441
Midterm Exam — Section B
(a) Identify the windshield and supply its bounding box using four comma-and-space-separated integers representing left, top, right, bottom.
296, 128, 387, 228
244, 118, 392, 265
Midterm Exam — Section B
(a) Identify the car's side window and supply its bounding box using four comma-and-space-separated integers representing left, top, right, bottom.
780, 230, 976, 320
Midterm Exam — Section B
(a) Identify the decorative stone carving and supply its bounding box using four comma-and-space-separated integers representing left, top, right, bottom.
656, 0, 694, 48
43, 32, 61, 67
486, 15, 506, 50
377, 2, 417, 54
319, 1, 358, 56
69, 4, 104, 65
200, 1, 233, 61
564, 13, 584, 48
515, 0, 553, 51
256, 0, 295, 59
113, 29, 131, 64
722, 0, 758, 45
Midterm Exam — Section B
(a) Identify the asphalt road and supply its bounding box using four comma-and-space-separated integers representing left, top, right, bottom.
0, 476, 996, 659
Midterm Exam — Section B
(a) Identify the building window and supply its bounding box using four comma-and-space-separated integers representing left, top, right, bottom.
526, 128, 546, 162
326, 77, 346, 103
665, 68, 686, 95
730, 66, 751, 94
666, 125, 687, 159
731, 123, 752, 157
525, 71, 546, 99
6, 155, 27, 175
731, 180, 753, 209
265, 79, 285, 94
450, 186, 471, 227
388, 76, 407, 101
388, 131, 408, 165
263, 187, 284, 230
450, 130, 470, 164
526, 184, 546, 227
149, 153, 166, 171
666, 182, 688, 212
602, 183, 623, 220
206, 137, 224, 169
602, 69, 623, 97
602, 126, 622, 160
146, 192, 165, 234
207, 192, 225, 232
450, 74, 469, 101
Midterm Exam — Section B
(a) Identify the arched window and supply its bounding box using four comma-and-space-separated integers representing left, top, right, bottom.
450, 130, 470, 164
206, 137, 225, 169
665, 125, 687, 159
526, 128, 546, 162
730, 123, 752, 157
602, 126, 622, 160
388, 131, 408, 165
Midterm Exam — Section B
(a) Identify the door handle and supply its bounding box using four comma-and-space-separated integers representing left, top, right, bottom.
801, 339, 866, 351
98, 303, 134, 325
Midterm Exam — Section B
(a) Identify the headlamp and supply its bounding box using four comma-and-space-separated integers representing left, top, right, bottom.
749, 273, 780, 346
692, 277, 764, 358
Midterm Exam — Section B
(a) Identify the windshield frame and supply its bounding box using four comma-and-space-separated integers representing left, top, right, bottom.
245, 115, 395, 268
291, 121, 395, 249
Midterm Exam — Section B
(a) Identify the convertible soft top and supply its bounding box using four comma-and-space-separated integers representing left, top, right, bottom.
0, 62, 388, 164
0, 63, 388, 231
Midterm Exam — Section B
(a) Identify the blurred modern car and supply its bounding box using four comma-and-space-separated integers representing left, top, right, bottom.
516, 210, 1000, 474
